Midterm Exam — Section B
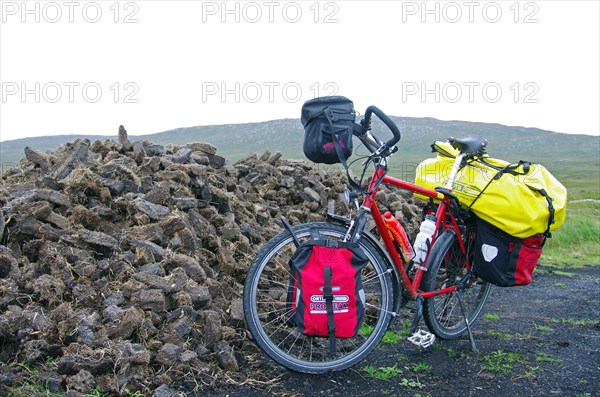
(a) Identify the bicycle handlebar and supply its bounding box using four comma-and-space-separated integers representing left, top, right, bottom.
363, 105, 401, 150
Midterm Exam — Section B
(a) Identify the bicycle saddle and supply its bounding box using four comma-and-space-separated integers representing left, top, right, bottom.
448, 136, 488, 155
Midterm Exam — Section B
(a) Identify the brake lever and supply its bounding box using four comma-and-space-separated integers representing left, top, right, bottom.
360, 118, 372, 132
375, 144, 398, 158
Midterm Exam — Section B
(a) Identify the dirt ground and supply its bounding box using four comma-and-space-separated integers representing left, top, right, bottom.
208, 264, 599, 397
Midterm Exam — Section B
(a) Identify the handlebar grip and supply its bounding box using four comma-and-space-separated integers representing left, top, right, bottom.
364, 105, 401, 148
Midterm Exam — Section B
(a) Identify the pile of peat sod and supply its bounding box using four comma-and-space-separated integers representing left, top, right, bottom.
0, 136, 421, 395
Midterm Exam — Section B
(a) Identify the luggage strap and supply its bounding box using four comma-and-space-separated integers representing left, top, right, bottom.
323, 266, 336, 357
468, 159, 555, 237
323, 107, 364, 194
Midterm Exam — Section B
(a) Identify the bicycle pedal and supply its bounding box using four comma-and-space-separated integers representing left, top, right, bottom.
408, 329, 436, 348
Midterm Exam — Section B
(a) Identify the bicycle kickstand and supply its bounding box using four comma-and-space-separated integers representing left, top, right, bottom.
457, 290, 477, 352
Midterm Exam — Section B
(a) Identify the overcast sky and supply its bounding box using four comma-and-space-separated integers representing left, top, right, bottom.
1, 0, 599, 142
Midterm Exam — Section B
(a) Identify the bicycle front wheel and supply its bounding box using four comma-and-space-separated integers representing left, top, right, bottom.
422, 228, 491, 339
243, 222, 394, 374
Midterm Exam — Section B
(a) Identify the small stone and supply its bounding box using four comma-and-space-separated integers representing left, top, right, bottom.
171, 148, 192, 163
303, 187, 321, 202
156, 343, 181, 366
229, 299, 244, 326
154, 384, 176, 397
134, 198, 170, 220
146, 144, 166, 156
102, 305, 123, 322
217, 344, 239, 371
131, 289, 166, 311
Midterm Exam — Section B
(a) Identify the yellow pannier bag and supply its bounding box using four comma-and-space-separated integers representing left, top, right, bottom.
415, 142, 567, 239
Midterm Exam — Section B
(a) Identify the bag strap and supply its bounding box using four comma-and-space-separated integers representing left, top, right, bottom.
533, 187, 555, 237
323, 107, 364, 193
303, 239, 359, 250
469, 159, 555, 237
323, 266, 336, 357
468, 158, 531, 209
304, 108, 354, 126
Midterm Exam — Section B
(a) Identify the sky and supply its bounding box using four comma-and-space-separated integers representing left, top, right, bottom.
0, 0, 599, 142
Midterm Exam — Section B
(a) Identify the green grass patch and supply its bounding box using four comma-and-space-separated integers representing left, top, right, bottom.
399, 378, 425, 389
550, 318, 599, 327
363, 364, 402, 381
411, 363, 432, 372
522, 365, 539, 380
548, 160, 600, 201
442, 345, 466, 360
535, 353, 562, 364
553, 270, 578, 278
484, 313, 499, 320
397, 353, 409, 361
86, 387, 111, 397
358, 323, 374, 337
480, 350, 524, 375
381, 330, 404, 345
535, 324, 553, 332
399, 320, 412, 336
543, 201, 600, 267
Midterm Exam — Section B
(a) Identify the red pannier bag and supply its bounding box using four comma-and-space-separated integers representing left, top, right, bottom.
473, 218, 546, 287
287, 240, 368, 340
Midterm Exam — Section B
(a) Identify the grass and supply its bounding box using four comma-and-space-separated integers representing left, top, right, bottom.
362, 364, 425, 389
480, 350, 524, 375
543, 201, 600, 267
522, 365, 540, 380
550, 318, 599, 327
358, 323, 374, 337
411, 363, 432, 372
441, 345, 469, 360
483, 313, 499, 320
6, 361, 64, 397
399, 378, 425, 389
535, 353, 562, 364
381, 330, 404, 345
363, 364, 402, 381
535, 324, 553, 332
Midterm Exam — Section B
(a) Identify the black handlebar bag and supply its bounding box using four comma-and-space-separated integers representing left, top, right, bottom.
301, 96, 356, 164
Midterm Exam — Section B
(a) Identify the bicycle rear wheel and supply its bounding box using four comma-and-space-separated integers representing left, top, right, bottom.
243, 222, 394, 374
422, 227, 491, 339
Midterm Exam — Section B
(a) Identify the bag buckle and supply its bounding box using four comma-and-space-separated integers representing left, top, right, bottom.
325, 240, 339, 248
407, 329, 436, 348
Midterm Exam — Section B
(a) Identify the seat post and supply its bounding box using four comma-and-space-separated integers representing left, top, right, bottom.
444, 152, 466, 190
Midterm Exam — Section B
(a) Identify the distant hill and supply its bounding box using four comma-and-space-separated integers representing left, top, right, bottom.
2, 117, 598, 177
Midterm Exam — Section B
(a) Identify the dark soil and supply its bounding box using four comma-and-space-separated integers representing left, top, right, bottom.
211, 264, 600, 397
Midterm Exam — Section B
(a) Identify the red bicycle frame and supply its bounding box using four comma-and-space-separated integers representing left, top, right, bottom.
359, 164, 470, 300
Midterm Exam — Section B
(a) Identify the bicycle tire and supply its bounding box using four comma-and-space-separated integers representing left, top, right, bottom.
422, 227, 491, 339
243, 222, 394, 373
